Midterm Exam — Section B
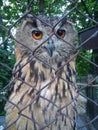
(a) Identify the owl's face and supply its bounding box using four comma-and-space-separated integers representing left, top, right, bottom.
16, 15, 78, 65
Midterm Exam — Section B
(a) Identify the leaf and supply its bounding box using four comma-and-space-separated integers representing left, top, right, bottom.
0, 1, 3, 6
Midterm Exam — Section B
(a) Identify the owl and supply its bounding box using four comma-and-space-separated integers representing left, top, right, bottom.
5, 14, 79, 130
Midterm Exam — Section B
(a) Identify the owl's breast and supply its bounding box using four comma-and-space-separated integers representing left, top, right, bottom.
5, 57, 77, 130
33, 71, 77, 130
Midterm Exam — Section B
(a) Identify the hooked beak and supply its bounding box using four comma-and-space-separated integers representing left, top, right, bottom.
47, 40, 54, 57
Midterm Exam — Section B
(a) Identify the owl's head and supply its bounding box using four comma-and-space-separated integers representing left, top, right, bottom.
15, 14, 78, 65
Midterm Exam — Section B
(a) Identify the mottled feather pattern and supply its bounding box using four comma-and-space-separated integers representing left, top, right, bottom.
5, 14, 80, 130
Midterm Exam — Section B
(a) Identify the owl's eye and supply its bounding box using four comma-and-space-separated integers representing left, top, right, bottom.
32, 30, 43, 40
57, 29, 65, 38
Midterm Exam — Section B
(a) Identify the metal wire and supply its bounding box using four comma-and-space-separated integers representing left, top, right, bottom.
0, 0, 98, 130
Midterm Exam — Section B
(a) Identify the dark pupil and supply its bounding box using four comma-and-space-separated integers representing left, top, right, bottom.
34, 31, 41, 36
57, 30, 63, 36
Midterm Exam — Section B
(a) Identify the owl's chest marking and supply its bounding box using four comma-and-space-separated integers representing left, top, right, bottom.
6, 58, 77, 130
13, 57, 76, 104
28, 59, 76, 109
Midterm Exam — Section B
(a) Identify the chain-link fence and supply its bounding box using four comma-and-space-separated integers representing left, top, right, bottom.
0, 0, 98, 130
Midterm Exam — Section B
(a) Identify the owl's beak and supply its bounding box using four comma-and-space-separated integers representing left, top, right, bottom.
48, 40, 54, 57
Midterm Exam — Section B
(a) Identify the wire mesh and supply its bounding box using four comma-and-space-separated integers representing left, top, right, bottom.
0, 0, 98, 130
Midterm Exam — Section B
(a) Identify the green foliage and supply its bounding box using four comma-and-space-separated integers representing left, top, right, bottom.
76, 50, 92, 76
0, 46, 15, 88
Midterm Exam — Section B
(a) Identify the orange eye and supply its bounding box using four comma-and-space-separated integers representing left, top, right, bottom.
32, 30, 43, 40
57, 29, 65, 38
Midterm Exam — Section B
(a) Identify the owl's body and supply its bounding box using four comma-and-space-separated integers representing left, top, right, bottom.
5, 15, 78, 130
